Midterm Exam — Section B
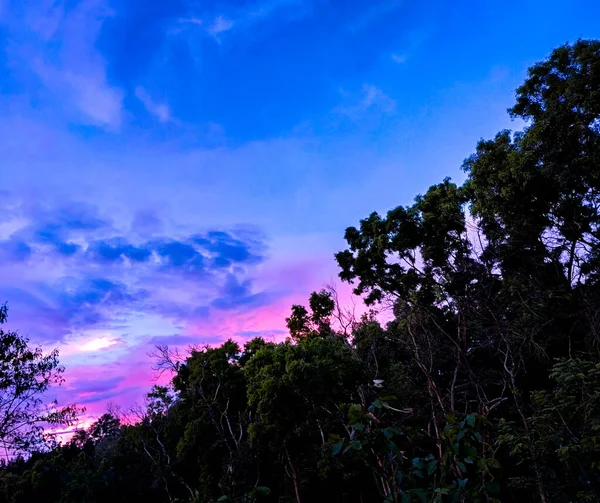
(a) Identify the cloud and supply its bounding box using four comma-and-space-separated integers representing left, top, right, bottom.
79, 337, 119, 352
87, 239, 153, 264
0, 197, 273, 348
391, 53, 406, 64
193, 230, 264, 268
347, 0, 403, 31
334, 84, 397, 120
359, 85, 396, 113
0, 203, 330, 416
208, 15, 235, 37
148, 333, 222, 348
135, 86, 171, 123
211, 274, 270, 311
200, 0, 307, 42
236, 329, 287, 339
2, 0, 123, 128
131, 210, 165, 237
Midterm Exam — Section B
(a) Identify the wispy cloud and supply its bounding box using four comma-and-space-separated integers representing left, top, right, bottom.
391, 53, 407, 64
208, 15, 235, 37
335, 84, 397, 119
200, 0, 307, 42
2, 0, 123, 128
135, 87, 171, 123
348, 0, 403, 31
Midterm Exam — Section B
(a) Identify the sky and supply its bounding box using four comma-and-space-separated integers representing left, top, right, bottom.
0, 0, 599, 425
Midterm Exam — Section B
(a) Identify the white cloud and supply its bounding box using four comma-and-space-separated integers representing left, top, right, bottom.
3, 0, 123, 129
135, 87, 171, 123
184, 17, 203, 26
208, 15, 235, 40
348, 0, 403, 31
391, 53, 406, 64
201, 0, 305, 42
335, 84, 397, 118
65, 72, 122, 127
79, 336, 119, 352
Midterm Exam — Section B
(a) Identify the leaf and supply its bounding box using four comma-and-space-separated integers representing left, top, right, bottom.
383, 428, 395, 439
395, 471, 403, 486
488, 458, 502, 469
372, 399, 383, 409
465, 445, 478, 458
217, 496, 229, 502
414, 488, 428, 503
466, 414, 475, 427
412, 458, 424, 469
474, 432, 483, 443
331, 441, 343, 456
485, 481, 500, 494
351, 423, 365, 432
456, 461, 467, 473
458, 478, 468, 488
427, 460, 438, 475
351, 440, 362, 450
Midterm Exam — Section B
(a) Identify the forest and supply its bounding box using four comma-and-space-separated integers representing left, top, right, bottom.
0, 39, 599, 502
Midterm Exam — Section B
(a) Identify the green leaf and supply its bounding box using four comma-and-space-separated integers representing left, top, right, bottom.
412, 458, 424, 469
351, 440, 362, 450
383, 427, 400, 439
465, 445, 478, 458
458, 478, 468, 488
414, 488, 428, 503
485, 481, 500, 494
388, 440, 401, 456
474, 432, 483, 443
427, 460, 438, 475
217, 496, 229, 502
457, 461, 467, 473
373, 399, 383, 409
466, 414, 475, 427
351, 423, 365, 432
488, 458, 502, 469
395, 471, 403, 485
331, 441, 343, 456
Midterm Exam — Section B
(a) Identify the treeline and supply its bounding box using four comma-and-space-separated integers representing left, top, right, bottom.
1, 39, 600, 502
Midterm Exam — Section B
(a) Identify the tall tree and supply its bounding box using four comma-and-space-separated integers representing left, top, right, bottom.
0, 305, 78, 458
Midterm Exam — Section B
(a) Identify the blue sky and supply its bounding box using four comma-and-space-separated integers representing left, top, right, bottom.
0, 0, 599, 419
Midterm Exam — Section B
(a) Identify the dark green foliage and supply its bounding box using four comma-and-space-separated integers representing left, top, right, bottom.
2, 39, 600, 502
0, 305, 79, 457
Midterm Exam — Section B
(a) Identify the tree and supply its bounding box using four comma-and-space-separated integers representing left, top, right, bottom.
335, 39, 600, 503
0, 305, 78, 458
